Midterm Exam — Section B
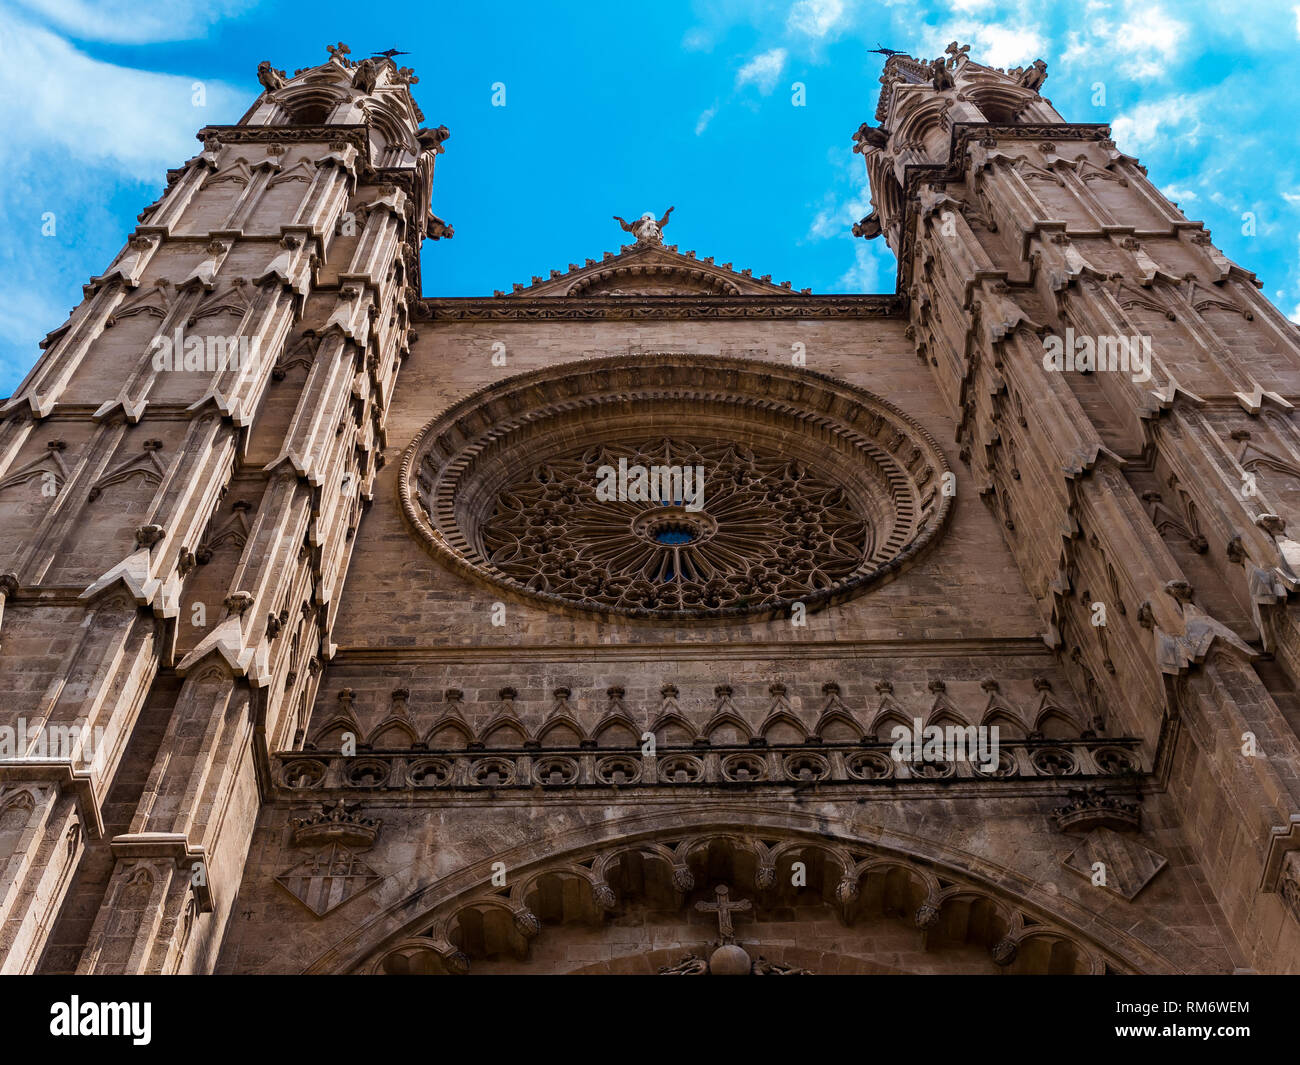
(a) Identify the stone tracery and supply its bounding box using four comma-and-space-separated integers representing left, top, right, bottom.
479, 436, 871, 613
399, 354, 953, 620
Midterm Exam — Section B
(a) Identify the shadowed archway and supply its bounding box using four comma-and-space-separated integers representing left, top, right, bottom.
301, 806, 1190, 975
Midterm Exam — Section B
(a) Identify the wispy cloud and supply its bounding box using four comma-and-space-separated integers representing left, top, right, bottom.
1061, 1, 1189, 79
0, 7, 243, 389
924, 22, 1046, 68
787, 0, 846, 39
13, 0, 251, 44
839, 241, 889, 292
683, 26, 712, 52
736, 48, 788, 94
0, 9, 242, 180
1110, 93, 1204, 153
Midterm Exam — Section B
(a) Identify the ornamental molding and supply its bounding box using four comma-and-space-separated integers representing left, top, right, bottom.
198, 123, 371, 157
274, 736, 1144, 797
338, 816, 1165, 976
417, 294, 902, 320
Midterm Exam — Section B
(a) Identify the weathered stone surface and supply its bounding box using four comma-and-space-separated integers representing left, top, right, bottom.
0, 43, 1297, 975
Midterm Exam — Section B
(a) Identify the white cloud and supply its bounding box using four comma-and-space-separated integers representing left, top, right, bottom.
1111, 5, 1189, 78
0, 10, 243, 181
1290, 235, 1300, 322
787, 0, 846, 38
807, 188, 871, 242
1061, 29, 1101, 67
1111, 94, 1203, 153
0, 9, 245, 392
1060, 2, 1190, 79
1161, 184, 1198, 203
0, 281, 68, 381
695, 103, 718, 136
977, 26, 1047, 68
838, 241, 886, 292
925, 22, 1045, 69
736, 48, 787, 94
14, 0, 250, 44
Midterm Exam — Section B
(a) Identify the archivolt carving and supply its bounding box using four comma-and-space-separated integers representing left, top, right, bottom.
399, 355, 953, 620
348, 823, 1144, 976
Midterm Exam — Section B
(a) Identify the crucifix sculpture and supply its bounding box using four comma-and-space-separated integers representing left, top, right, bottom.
695, 884, 752, 944
944, 40, 970, 68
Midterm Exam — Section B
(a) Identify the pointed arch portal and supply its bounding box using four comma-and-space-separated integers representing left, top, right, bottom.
302, 807, 1181, 975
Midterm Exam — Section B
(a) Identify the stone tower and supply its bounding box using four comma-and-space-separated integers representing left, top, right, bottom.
0, 43, 441, 973
1, 43, 1297, 975
856, 47, 1300, 970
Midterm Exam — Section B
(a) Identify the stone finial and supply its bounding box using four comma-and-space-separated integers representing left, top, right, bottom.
943, 41, 970, 68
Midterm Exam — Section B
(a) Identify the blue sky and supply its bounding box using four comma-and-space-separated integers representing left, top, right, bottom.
2, 0, 1299, 394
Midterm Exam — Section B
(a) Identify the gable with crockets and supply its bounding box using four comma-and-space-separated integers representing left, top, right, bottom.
497, 240, 811, 298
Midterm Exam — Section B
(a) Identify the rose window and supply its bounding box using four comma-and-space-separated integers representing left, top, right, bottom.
399, 355, 952, 620
479, 438, 869, 613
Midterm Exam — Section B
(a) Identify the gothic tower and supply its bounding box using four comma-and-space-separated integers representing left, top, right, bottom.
857, 47, 1300, 970
0, 44, 441, 973
1, 42, 1297, 975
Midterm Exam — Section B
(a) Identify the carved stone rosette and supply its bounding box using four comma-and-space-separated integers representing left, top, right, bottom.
398, 354, 953, 621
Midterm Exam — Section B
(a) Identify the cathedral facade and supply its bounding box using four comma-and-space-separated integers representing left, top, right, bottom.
2, 42, 1299, 975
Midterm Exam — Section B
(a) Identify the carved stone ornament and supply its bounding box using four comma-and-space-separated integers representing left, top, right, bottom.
290, 800, 381, 849
275, 843, 381, 917
399, 355, 952, 621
